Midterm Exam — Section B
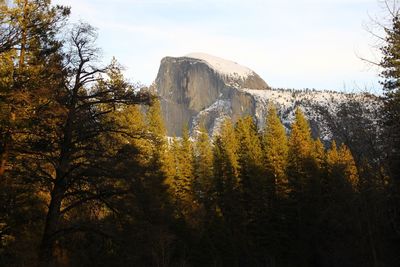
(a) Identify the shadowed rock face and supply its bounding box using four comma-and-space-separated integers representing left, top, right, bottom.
156, 54, 380, 140
156, 56, 268, 136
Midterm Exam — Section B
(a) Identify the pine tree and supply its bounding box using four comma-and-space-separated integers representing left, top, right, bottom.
262, 104, 289, 200
193, 124, 214, 210
286, 108, 323, 266
234, 116, 267, 261
179, 126, 195, 205
313, 138, 326, 170
235, 116, 263, 199
338, 144, 359, 189
380, 13, 400, 182
212, 118, 240, 218
257, 105, 291, 263
327, 141, 359, 191
167, 126, 196, 221
32, 24, 151, 266
321, 140, 362, 265
146, 98, 173, 173
287, 108, 315, 195
0, 2, 72, 265
0, 0, 69, 177
378, 10, 400, 265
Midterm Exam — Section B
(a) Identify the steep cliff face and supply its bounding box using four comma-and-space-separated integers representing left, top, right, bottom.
156, 54, 267, 136
156, 53, 380, 139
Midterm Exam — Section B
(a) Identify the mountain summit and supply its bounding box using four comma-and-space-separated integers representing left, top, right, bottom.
155, 53, 379, 139
156, 53, 266, 136
184, 53, 269, 89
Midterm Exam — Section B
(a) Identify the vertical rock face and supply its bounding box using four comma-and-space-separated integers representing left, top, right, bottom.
156, 53, 380, 140
156, 54, 268, 136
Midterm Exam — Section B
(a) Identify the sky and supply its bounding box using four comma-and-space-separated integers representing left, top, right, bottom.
52, 0, 388, 93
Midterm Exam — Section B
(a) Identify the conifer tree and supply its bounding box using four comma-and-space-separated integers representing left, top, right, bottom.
32, 24, 151, 266
321, 141, 362, 264
326, 141, 359, 191
146, 98, 173, 173
167, 126, 195, 221
262, 104, 289, 200
257, 105, 291, 263
313, 138, 326, 170
147, 98, 166, 137
166, 137, 180, 199
193, 124, 214, 210
179, 126, 195, 205
326, 140, 339, 168
235, 116, 263, 201
145, 98, 174, 222
234, 116, 266, 260
338, 144, 359, 189
287, 108, 315, 195
377, 8, 400, 263
212, 119, 240, 219
0, 0, 69, 177
286, 108, 322, 266
380, 12, 400, 182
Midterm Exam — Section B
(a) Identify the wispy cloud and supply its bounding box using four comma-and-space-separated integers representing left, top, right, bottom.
52, 0, 382, 91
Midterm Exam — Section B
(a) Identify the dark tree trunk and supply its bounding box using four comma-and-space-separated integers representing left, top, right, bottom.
0, 140, 8, 178
38, 179, 66, 266
38, 109, 74, 266
0, 112, 14, 178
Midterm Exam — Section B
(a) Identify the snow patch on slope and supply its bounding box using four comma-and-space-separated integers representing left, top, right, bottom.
185, 52, 253, 79
242, 88, 381, 141
192, 99, 232, 137
244, 88, 349, 109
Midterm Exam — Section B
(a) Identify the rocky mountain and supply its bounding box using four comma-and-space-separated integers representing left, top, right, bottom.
155, 53, 381, 141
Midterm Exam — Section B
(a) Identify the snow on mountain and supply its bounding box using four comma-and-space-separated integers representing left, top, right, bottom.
244, 88, 347, 109
185, 53, 253, 80
156, 53, 381, 142
243, 88, 380, 141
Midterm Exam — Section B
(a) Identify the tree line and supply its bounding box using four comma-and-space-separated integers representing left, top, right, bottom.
1, 0, 400, 266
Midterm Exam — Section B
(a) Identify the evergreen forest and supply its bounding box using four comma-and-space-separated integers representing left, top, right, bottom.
1, 1, 400, 266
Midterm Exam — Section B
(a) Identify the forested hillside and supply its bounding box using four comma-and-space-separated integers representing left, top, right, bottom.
1, 1, 400, 267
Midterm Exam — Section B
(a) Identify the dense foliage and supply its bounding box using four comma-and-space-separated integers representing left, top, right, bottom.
0, 1, 400, 267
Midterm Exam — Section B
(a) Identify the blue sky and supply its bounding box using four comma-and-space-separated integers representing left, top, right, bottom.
52, 0, 385, 93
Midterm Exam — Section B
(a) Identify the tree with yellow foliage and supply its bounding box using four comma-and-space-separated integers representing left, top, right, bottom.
326, 141, 359, 192
212, 119, 240, 218
167, 126, 196, 221
193, 124, 214, 211
287, 108, 316, 195
262, 104, 289, 200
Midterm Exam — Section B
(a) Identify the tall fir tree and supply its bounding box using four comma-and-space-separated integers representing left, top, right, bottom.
212, 119, 240, 220
0, 1, 70, 265
262, 104, 289, 200
286, 108, 323, 266
326, 141, 359, 192
146, 98, 174, 177
258, 105, 291, 264
313, 138, 326, 170
380, 12, 400, 182
33, 24, 151, 266
167, 126, 196, 222
287, 108, 315, 196
235, 116, 263, 201
0, 0, 69, 177
193, 124, 214, 211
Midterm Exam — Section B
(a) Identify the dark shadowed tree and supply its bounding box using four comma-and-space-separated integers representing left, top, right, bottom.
20, 23, 152, 266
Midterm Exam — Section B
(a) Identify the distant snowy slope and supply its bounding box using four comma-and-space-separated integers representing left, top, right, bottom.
244, 88, 348, 109
243, 88, 380, 141
156, 53, 380, 140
